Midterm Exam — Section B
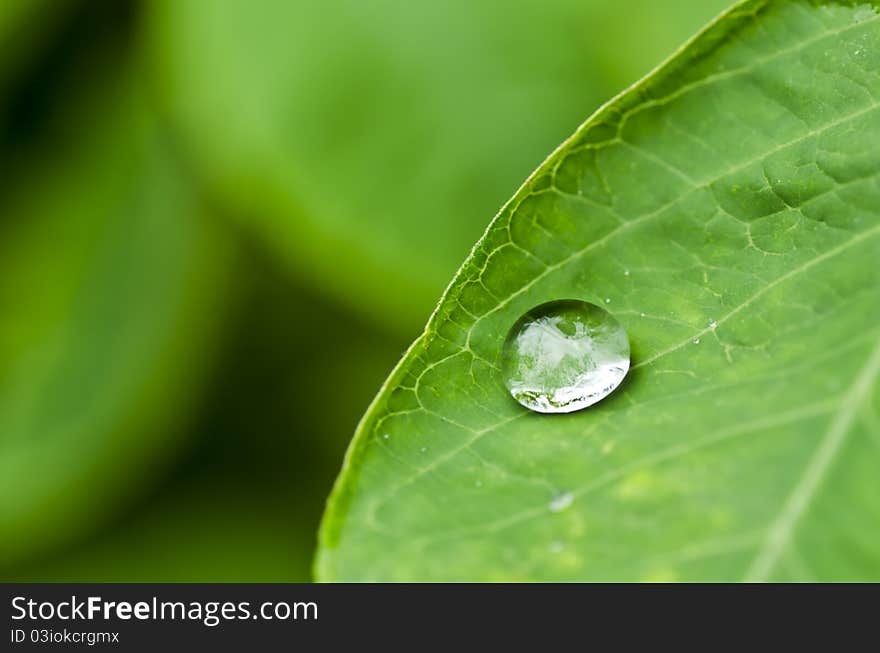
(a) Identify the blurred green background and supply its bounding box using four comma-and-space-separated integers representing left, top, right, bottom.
0, 0, 730, 581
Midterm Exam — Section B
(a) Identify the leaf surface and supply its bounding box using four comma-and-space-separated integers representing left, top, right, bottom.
317, 0, 880, 581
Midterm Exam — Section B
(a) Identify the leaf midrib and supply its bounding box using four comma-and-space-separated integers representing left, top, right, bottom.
744, 334, 880, 581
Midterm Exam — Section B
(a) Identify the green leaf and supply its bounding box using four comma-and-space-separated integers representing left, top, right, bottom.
317, 0, 880, 581
147, 0, 730, 331
0, 72, 231, 567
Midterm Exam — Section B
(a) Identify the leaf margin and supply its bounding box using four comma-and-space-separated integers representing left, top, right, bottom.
311, 0, 784, 581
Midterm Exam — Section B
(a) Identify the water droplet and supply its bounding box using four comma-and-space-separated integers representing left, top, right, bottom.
548, 492, 574, 513
640, 312, 646, 318
709, 320, 717, 329
604, 298, 611, 304
420, 447, 427, 453
693, 338, 701, 345
382, 433, 390, 439
623, 269, 630, 277
501, 300, 630, 414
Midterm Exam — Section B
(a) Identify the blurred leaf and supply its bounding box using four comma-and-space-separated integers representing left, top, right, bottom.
0, 1, 133, 159
0, 0, 64, 84
147, 0, 730, 332
13, 482, 316, 582
11, 253, 407, 581
0, 68, 232, 567
317, 0, 880, 581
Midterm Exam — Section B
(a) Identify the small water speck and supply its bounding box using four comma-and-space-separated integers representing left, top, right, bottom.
382, 433, 389, 439
501, 300, 630, 414
548, 492, 574, 513
420, 447, 427, 453
693, 338, 701, 345
709, 320, 717, 329
623, 270, 630, 277
604, 298, 611, 304
640, 312, 646, 318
